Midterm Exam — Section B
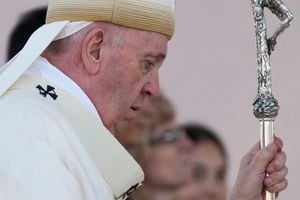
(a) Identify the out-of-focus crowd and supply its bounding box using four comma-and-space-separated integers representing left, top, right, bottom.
115, 94, 228, 200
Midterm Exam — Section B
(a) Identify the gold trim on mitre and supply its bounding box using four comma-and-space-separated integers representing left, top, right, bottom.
46, 0, 175, 39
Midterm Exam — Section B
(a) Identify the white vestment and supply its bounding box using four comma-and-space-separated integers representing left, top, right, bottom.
0, 58, 144, 200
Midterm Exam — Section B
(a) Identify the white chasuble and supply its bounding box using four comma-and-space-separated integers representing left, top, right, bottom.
0, 75, 144, 200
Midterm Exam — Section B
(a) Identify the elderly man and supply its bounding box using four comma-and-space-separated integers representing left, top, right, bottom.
0, 0, 287, 200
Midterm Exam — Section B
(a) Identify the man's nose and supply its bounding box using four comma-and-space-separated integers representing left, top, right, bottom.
142, 71, 160, 97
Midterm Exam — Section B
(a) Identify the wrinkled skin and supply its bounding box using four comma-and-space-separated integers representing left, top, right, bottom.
230, 137, 288, 200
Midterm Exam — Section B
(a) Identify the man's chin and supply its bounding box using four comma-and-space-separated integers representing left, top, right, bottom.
114, 115, 136, 136
122, 116, 135, 122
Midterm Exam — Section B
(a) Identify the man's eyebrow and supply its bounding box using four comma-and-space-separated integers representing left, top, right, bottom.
146, 53, 166, 61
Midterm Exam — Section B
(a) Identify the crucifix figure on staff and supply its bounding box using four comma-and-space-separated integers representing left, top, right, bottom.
251, 0, 293, 199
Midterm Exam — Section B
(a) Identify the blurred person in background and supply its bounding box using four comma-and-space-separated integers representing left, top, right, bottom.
7, 6, 47, 61
116, 94, 193, 200
172, 124, 228, 200
142, 127, 193, 199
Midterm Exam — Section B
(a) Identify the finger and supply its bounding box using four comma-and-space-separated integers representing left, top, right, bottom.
264, 166, 288, 187
266, 179, 288, 193
273, 137, 284, 152
251, 143, 278, 172
240, 142, 261, 168
267, 151, 287, 174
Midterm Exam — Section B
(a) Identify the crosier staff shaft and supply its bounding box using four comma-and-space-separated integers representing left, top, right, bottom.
260, 118, 276, 200
250, 0, 293, 199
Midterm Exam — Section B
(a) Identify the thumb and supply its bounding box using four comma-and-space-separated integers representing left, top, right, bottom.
251, 143, 278, 172
240, 142, 261, 169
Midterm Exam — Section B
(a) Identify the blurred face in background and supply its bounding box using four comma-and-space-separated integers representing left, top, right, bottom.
175, 140, 227, 200
144, 128, 193, 188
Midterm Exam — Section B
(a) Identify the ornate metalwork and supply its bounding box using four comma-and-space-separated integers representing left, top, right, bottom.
251, 0, 293, 119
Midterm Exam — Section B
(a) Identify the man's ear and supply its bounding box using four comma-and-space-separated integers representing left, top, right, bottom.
81, 28, 104, 75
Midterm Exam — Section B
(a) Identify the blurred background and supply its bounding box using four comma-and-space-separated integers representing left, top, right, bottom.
0, 0, 299, 199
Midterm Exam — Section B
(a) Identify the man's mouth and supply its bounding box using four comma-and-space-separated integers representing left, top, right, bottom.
130, 106, 141, 112
123, 106, 141, 121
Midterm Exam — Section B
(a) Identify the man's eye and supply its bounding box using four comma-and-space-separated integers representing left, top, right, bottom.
143, 60, 154, 73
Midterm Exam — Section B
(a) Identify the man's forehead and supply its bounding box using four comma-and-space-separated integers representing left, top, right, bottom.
140, 32, 168, 56
122, 29, 168, 57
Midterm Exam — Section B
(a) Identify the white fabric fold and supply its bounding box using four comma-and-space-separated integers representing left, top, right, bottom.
0, 21, 93, 97
54, 21, 92, 41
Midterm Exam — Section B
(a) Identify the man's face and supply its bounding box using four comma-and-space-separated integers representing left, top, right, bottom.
97, 28, 168, 131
